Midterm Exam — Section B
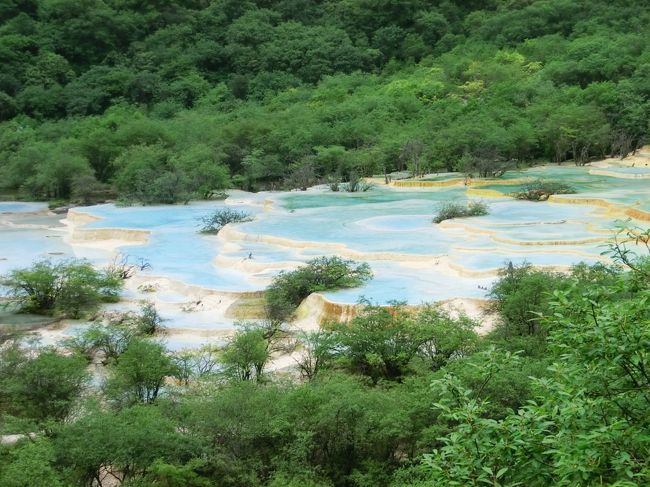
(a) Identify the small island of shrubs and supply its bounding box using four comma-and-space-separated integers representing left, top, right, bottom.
433, 201, 489, 223
198, 208, 253, 234
511, 179, 575, 201
2, 259, 123, 318
265, 256, 373, 321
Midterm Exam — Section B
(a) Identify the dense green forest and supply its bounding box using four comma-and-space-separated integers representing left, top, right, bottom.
0, 0, 649, 203
1, 228, 649, 486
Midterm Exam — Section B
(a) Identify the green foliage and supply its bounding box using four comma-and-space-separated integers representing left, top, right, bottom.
416, 249, 650, 487
331, 303, 478, 383
0, 439, 66, 487
106, 339, 179, 405
63, 302, 166, 363
180, 374, 429, 487
511, 178, 575, 201
265, 257, 373, 321
0, 345, 88, 423
198, 207, 252, 234
53, 405, 202, 486
294, 330, 338, 381
221, 324, 271, 382
488, 262, 566, 337
2, 259, 123, 317
1, 1, 650, 484
173, 345, 220, 384
0, 0, 647, 202
2, 242, 649, 486
432, 200, 489, 223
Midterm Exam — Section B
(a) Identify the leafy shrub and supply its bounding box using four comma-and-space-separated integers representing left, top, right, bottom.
432, 200, 489, 223
63, 302, 166, 363
341, 172, 373, 192
0, 346, 89, 423
510, 179, 575, 201
133, 301, 165, 335
198, 208, 252, 234
265, 257, 373, 321
327, 176, 341, 192
488, 262, 567, 337
106, 339, 179, 405
330, 302, 478, 383
2, 259, 122, 317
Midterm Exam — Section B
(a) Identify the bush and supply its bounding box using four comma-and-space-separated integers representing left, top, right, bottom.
63, 302, 165, 363
510, 179, 575, 201
432, 200, 488, 223
265, 257, 373, 321
2, 259, 123, 317
331, 302, 478, 383
341, 171, 373, 192
0, 346, 89, 423
198, 208, 252, 234
488, 262, 567, 337
106, 339, 179, 405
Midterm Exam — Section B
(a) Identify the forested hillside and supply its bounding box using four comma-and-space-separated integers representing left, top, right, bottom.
0, 0, 649, 202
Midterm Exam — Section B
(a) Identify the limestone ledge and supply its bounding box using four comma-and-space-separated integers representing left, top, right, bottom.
125, 274, 266, 321
69, 227, 150, 244
392, 178, 464, 188
218, 223, 593, 278
218, 224, 436, 262
548, 195, 650, 222
392, 177, 531, 189
589, 168, 650, 179
65, 209, 103, 226
452, 244, 608, 262
592, 145, 650, 168
465, 188, 507, 198
65, 209, 151, 245
294, 293, 496, 333
438, 219, 611, 246
213, 254, 303, 274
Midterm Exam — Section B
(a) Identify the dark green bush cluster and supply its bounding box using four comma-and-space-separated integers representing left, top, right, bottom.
198, 208, 252, 234
511, 179, 575, 201
2, 259, 122, 318
432, 200, 489, 223
265, 256, 373, 321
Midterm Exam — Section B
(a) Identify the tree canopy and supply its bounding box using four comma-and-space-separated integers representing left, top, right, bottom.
0, 0, 647, 203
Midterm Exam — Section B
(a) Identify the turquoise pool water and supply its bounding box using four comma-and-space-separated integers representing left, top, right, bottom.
1, 164, 647, 312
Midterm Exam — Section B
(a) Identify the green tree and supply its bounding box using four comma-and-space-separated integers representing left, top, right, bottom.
2, 259, 122, 317
0, 439, 65, 487
488, 262, 566, 337
221, 325, 270, 382
107, 339, 178, 405
332, 303, 477, 382
54, 405, 201, 486
0, 346, 88, 423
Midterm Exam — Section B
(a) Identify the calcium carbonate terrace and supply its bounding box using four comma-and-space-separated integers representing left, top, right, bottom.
1, 162, 648, 349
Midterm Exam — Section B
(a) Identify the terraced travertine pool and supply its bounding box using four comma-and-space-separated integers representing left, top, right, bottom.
1, 162, 648, 349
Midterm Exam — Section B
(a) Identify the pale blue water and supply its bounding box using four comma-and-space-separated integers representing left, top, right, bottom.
599, 167, 650, 175
0, 202, 48, 213
1, 163, 647, 308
